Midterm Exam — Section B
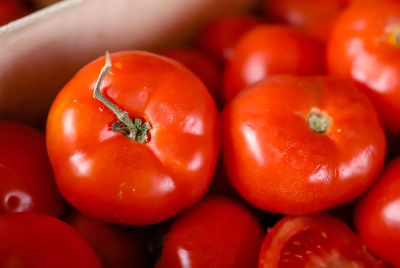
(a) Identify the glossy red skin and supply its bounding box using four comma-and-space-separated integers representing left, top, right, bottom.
327, 0, 400, 134
67, 210, 148, 268
46, 51, 219, 225
0, 121, 66, 218
222, 25, 326, 104
263, 0, 347, 42
0, 212, 103, 268
354, 156, 400, 268
158, 48, 224, 109
221, 75, 387, 215
194, 15, 265, 61
259, 213, 390, 268
155, 195, 265, 268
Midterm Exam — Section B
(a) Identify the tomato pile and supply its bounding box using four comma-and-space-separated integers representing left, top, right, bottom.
1, 0, 400, 267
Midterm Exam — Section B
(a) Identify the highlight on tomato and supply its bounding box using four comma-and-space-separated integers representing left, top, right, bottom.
0, 121, 66, 218
258, 212, 391, 267
354, 156, 400, 268
46, 51, 219, 226
221, 75, 386, 215
327, 0, 400, 134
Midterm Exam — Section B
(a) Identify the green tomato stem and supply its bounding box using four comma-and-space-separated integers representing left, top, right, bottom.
93, 51, 151, 143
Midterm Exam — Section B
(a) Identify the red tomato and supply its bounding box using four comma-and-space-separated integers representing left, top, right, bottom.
155, 194, 265, 268
158, 47, 224, 109
46, 51, 219, 225
327, 0, 400, 134
259, 212, 391, 267
0, 0, 29, 26
222, 25, 326, 104
0, 121, 66, 218
262, 0, 347, 42
221, 75, 386, 215
67, 210, 149, 268
354, 156, 400, 268
194, 14, 265, 61
0, 212, 103, 268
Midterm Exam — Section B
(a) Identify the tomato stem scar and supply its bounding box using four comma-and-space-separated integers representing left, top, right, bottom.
93, 51, 151, 143
307, 109, 332, 134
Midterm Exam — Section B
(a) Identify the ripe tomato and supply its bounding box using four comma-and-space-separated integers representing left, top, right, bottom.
259, 212, 391, 267
0, 121, 66, 218
155, 194, 265, 268
67, 210, 149, 268
354, 156, 400, 268
222, 25, 326, 104
0, 0, 29, 26
158, 47, 224, 109
262, 0, 347, 42
194, 14, 264, 61
0, 212, 103, 268
327, 0, 400, 134
46, 51, 219, 225
221, 75, 386, 215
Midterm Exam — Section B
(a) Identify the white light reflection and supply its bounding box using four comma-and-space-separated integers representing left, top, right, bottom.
62, 108, 77, 141
382, 198, 400, 224
187, 152, 204, 172
339, 145, 374, 180
243, 52, 268, 85
178, 247, 192, 268
98, 124, 117, 142
182, 115, 204, 136
309, 166, 330, 184
4, 190, 33, 212
152, 175, 176, 195
69, 152, 94, 177
242, 124, 264, 166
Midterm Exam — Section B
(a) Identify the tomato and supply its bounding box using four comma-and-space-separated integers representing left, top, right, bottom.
194, 14, 264, 61
327, 0, 400, 134
158, 47, 224, 109
0, 212, 103, 267
155, 194, 265, 268
67, 210, 149, 268
221, 75, 386, 215
0, 121, 66, 218
222, 25, 326, 104
262, 0, 347, 42
258, 212, 391, 268
46, 51, 219, 225
354, 156, 400, 268
0, 0, 29, 26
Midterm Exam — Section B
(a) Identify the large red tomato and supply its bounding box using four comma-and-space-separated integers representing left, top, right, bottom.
0, 212, 103, 268
259, 212, 391, 267
155, 194, 265, 268
222, 25, 326, 104
327, 0, 400, 134
0, 121, 66, 218
46, 51, 219, 225
354, 156, 400, 268
221, 75, 386, 215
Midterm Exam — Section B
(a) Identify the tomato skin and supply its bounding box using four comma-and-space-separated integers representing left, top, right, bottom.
262, 0, 347, 42
0, 121, 66, 218
155, 194, 265, 268
327, 0, 400, 134
67, 210, 149, 268
0, 212, 103, 268
259, 212, 390, 268
354, 156, 400, 268
46, 51, 219, 225
221, 75, 386, 215
194, 15, 265, 61
222, 25, 326, 104
158, 48, 224, 109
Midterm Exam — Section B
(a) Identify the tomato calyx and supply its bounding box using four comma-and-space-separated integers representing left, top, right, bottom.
307, 109, 332, 134
93, 52, 151, 143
